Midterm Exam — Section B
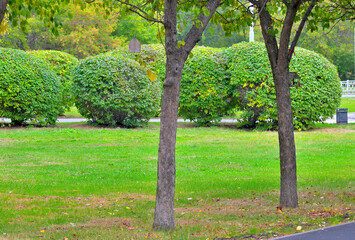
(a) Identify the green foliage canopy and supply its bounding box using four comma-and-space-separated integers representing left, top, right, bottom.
72, 53, 161, 127
29, 50, 79, 113
226, 42, 342, 130
0, 48, 61, 125
179, 46, 236, 126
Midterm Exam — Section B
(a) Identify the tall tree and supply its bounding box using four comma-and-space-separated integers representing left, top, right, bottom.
0, 0, 68, 34
249, 0, 353, 208
56, 5, 123, 58
250, 0, 318, 208
117, 0, 249, 230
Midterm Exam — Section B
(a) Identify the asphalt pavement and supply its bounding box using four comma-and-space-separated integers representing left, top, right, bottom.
271, 221, 355, 240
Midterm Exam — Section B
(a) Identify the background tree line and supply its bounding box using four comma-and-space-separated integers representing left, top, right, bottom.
1, 4, 353, 80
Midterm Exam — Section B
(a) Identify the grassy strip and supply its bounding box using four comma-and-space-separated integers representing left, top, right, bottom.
0, 124, 353, 239
340, 97, 355, 112
62, 107, 83, 118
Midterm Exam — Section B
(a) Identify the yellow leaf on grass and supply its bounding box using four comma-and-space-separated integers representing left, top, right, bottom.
296, 226, 302, 231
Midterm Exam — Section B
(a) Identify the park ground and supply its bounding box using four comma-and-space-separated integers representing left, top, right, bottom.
0, 118, 354, 239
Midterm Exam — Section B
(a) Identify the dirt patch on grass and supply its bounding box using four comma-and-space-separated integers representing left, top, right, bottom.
176, 198, 260, 216
79, 218, 134, 229
123, 193, 155, 201
51, 218, 134, 230
86, 193, 155, 203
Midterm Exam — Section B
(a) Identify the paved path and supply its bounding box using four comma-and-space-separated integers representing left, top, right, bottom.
1, 113, 355, 124
271, 221, 355, 240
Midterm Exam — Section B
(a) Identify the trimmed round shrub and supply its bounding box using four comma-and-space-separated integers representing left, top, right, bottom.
225, 42, 342, 130
179, 46, 236, 126
108, 44, 166, 117
110, 44, 166, 81
29, 50, 79, 113
72, 53, 161, 127
0, 48, 61, 126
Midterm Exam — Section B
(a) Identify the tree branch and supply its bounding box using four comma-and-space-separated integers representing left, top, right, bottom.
278, 0, 302, 61
115, 0, 164, 24
288, 0, 318, 60
216, 10, 230, 24
0, 0, 9, 25
182, 0, 222, 56
253, 0, 279, 69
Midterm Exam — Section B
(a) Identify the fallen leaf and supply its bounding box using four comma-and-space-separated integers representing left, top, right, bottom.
276, 206, 283, 213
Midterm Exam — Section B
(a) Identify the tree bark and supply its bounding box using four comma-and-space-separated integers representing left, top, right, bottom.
255, 0, 302, 208
273, 70, 298, 208
0, 0, 9, 25
153, 0, 182, 230
152, 56, 184, 230
153, 0, 221, 230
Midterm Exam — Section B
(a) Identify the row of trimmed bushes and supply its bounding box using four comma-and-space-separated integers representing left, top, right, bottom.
0, 42, 342, 129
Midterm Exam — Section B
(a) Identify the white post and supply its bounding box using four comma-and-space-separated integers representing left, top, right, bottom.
249, 4, 254, 42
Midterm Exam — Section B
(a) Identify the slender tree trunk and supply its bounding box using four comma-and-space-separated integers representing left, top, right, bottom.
153, 56, 184, 230
0, 0, 9, 25
273, 70, 298, 208
255, 0, 303, 208
152, 0, 221, 230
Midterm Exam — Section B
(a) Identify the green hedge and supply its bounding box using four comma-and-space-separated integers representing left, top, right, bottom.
0, 48, 61, 126
225, 42, 342, 130
72, 53, 161, 127
29, 50, 79, 113
179, 46, 236, 126
109, 44, 166, 82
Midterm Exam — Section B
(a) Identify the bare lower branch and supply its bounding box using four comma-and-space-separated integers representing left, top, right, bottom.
115, 0, 164, 24
254, 0, 279, 69
278, 0, 303, 58
216, 10, 230, 23
182, 0, 222, 55
129, 8, 164, 24
288, 0, 318, 60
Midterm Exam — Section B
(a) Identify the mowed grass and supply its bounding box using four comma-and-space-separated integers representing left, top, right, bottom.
0, 124, 354, 239
62, 107, 83, 118
340, 97, 355, 112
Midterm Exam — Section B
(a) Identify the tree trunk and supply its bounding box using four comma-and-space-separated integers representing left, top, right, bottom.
255, 0, 302, 208
0, 0, 9, 25
153, 55, 184, 230
152, 0, 221, 230
273, 71, 298, 208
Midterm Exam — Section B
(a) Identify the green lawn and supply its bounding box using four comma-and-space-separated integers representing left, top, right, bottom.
0, 124, 354, 239
340, 97, 355, 112
62, 107, 83, 118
